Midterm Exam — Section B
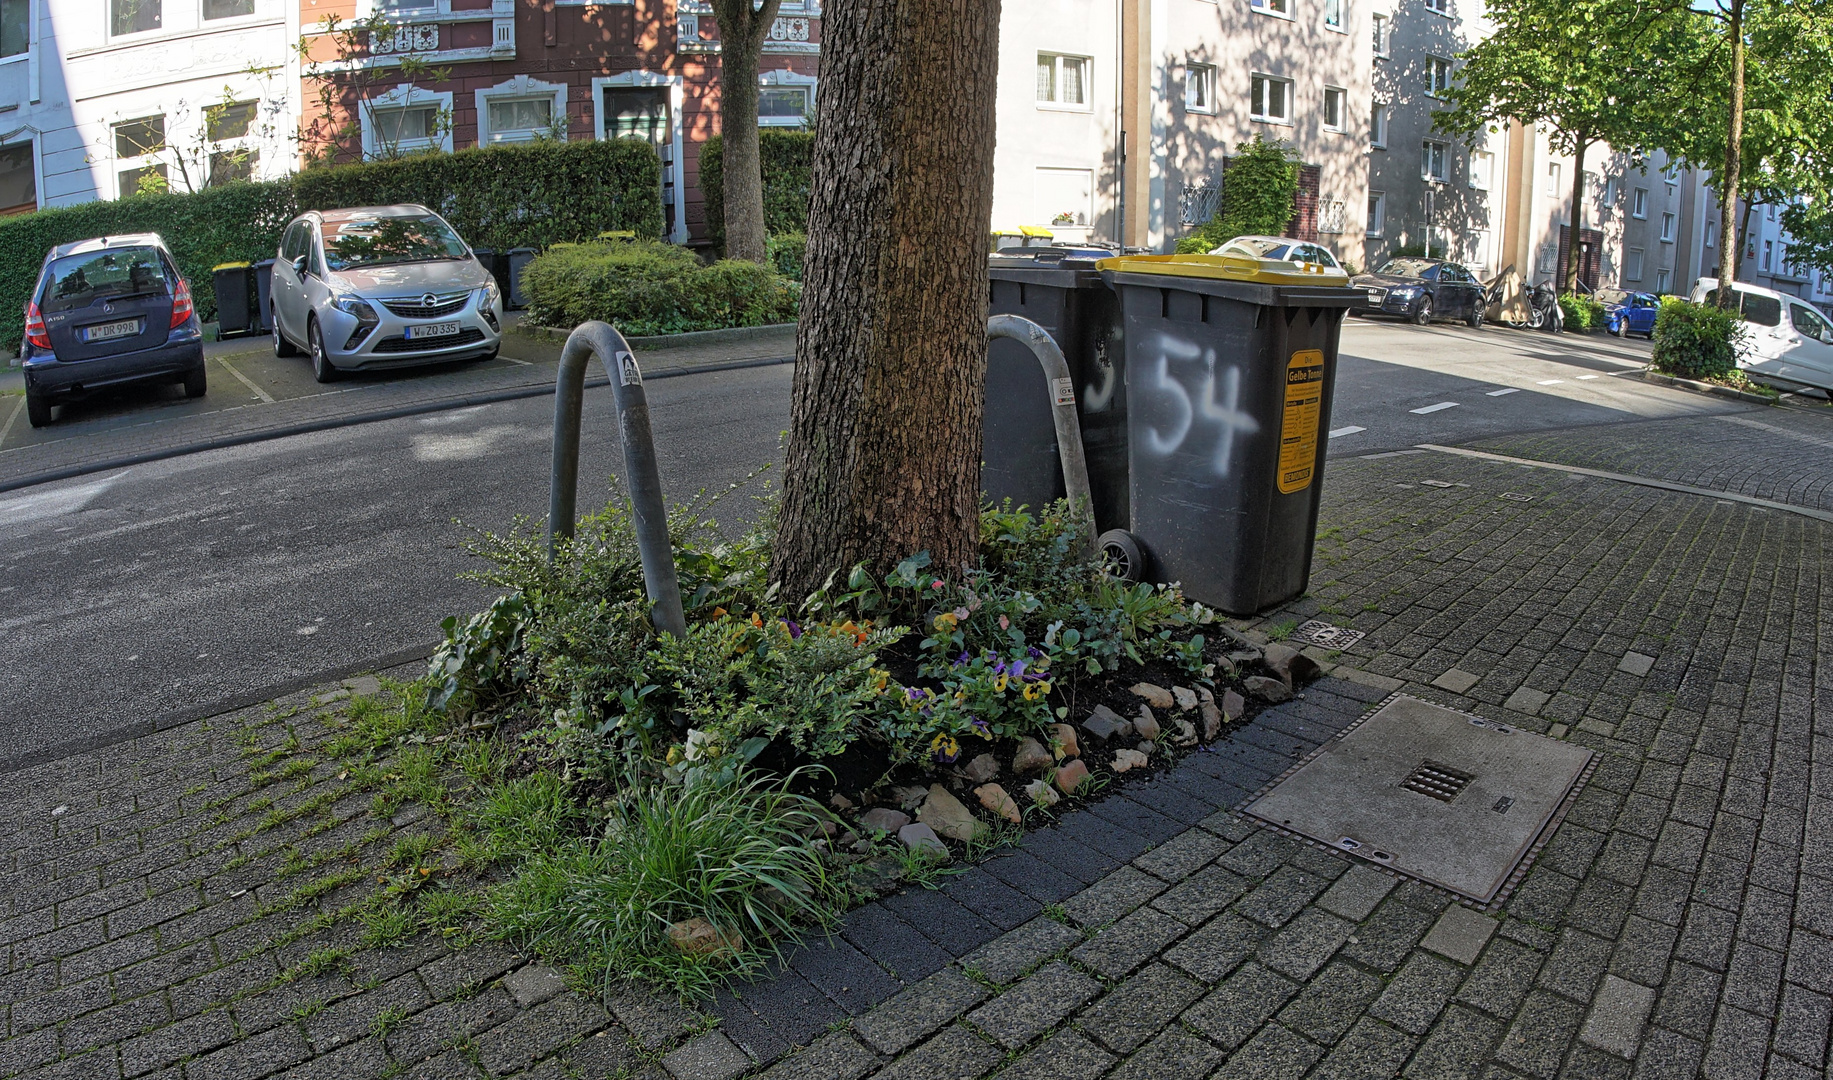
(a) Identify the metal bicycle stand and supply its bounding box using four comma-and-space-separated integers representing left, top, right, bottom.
547, 320, 687, 638
985, 314, 1099, 552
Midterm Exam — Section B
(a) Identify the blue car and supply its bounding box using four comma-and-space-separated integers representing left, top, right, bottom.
1598, 288, 1660, 338
20, 233, 205, 427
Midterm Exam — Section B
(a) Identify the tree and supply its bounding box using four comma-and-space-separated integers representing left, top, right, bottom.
709, 0, 786, 263
769, 0, 1002, 600
1438, 0, 1678, 295
1174, 135, 1300, 254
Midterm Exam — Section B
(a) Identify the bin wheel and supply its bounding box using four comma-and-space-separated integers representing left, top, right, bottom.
1099, 530, 1147, 583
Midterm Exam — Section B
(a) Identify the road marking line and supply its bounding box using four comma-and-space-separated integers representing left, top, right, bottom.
216, 357, 275, 403
1536, 379, 1564, 385
1576, 374, 1599, 380
1329, 425, 1366, 438
1410, 402, 1458, 414
0, 393, 23, 446
1486, 388, 1520, 397
502, 357, 531, 366
1415, 443, 1833, 524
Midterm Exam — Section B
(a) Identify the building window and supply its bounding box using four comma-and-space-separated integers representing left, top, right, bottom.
206, 100, 257, 142
487, 99, 555, 143
202, 0, 254, 19
1656, 268, 1670, 293
1469, 150, 1493, 190
1369, 103, 1386, 147
1603, 177, 1617, 205
1324, 0, 1344, 30
1545, 162, 1561, 196
111, 0, 160, 35
1251, 0, 1292, 17
1631, 188, 1647, 218
373, 106, 437, 146
758, 70, 817, 128
1660, 212, 1675, 243
1425, 0, 1450, 12
113, 116, 165, 195
1626, 248, 1644, 281
1372, 13, 1389, 56
1366, 191, 1385, 236
0, 140, 34, 214
1, 0, 27, 57
478, 76, 568, 144
1036, 53, 1091, 108
361, 83, 454, 159
1537, 246, 1555, 274
1762, 240, 1772, 270
1768, 204, 1776, 221
1250, 73, 1292, 124
1185, 63, 1217, 113
1322, 87, 1346, 131
1422, 140, 1448, 182
1704, 221, 1716, 248
1469, 228, 1491, 271
1427, 56, 1453, 96
1319, 198, 1346, 234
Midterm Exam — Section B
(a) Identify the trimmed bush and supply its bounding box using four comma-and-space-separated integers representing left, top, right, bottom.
698, 131, 815, 251
1558, 293, 1606, 332
1651, 297, 1745, 380
0, 139, 663, 347
1175, 135, 1301, 254
765, 230, 806, 282
520, 240, 799, 337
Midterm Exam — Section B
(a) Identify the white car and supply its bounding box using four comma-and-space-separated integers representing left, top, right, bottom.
1689, 277, 1833, 393
1212, 235, 1344, 271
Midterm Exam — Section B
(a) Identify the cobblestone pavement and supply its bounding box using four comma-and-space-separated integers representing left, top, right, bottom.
4, 417, 1831, 1080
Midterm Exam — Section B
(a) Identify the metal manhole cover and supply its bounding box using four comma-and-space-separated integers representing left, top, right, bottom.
1294, 620, 1366, 650
1244, 696, 1594, 903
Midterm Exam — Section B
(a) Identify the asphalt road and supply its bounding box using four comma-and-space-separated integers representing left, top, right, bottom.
0, 320, 1776, 768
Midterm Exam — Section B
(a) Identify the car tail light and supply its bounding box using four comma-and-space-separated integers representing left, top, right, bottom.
170, 278, 194, 329
23, 300, 49, 350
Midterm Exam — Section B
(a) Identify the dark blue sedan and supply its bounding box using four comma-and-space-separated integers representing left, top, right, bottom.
1599, 288, 1660, 338
20, 233, 204, 427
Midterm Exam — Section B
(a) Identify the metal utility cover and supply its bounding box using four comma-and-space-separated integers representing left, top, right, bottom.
1244, 696, 1594, 902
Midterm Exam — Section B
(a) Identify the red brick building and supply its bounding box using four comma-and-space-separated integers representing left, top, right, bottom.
297, 0, 821, 244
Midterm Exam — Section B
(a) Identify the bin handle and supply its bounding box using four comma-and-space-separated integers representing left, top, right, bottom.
986, 314, 1099, 553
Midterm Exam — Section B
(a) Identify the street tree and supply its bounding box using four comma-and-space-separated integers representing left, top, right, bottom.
709, 0, 786, 263
769, 0, 1002, 600
1438, 0, 1679, 295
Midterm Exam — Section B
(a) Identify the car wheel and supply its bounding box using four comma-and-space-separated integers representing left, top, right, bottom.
273, 310, 299, 357
1098, 529, 1147, 583
183, 365, 207, 399
1614, 319, 1628, 338
1412, 297, 1433, 326
24, 391, 51, 428
1467, 305, 1484, 330
309, 320, 340, 383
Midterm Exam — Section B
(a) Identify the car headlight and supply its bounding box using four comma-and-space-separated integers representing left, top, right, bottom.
477, 279, 500, 310
1389, 286, 1421, 299
332, 295, 378, 323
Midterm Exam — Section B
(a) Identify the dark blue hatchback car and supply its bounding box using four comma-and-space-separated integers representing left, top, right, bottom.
20, 233, 204, 427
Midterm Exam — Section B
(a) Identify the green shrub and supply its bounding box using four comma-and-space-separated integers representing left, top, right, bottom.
1558, 293, 1607, 332
698, 131, 815, 252
1174, 135, 1301, 254
1651, 297, 1746, 380
520, 239, 799, 336
765, 230, 806, 282
0, 139, 662, 347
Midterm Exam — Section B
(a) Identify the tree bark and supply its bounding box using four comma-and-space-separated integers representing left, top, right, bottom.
711, 0, 784, 263
1714, 0, 1744, 304
770, 0, 1003, 601
1564, 135, 1590, 296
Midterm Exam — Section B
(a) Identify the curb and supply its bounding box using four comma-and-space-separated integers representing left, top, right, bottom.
0, 353, 794, 496
515, 321, 797, 350
1641, 368, 1777, 406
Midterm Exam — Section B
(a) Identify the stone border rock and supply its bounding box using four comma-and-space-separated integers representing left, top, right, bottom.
1640, 368, 1776, 405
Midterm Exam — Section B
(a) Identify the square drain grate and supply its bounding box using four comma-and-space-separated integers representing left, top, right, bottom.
1294, 620, 1366, 650
1244, 696, 1595, 904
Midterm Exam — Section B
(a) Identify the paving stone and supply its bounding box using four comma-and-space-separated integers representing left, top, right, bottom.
1236, 864, 1332, 928
957, 916, 1081, 984
938, 867, 1038, 932
867, 1024, 999, 1080
978, 847, 1085, 902
384, 986, 518, 1066
1503, 686, 1551, 715
1538, 928, 1614, 1002
786, 936, 902, 1017
1401, 1004, 1505, 1080
1068, 904, 1188, 978
963, 961, 1100, 1049
880, 886, 1000, 958
727, 964, 846, 1052
1312, 1016, 1417, 1080
1420, 905, 1499, 966
663, 1032, 750, 1080
1702, 1004, 1772, 1080
1580, 975, 1658, 1060
1211, 1021, 1325, 1079
503, 964, 567, 1007
1215, 830, 1297, 879
1103, 1025, 1226, 1080
418, 941, 523, 1001
474, 993, 610, 1076
1496, 990, 1587, 1077
1453, 936, 1544, 1020
840, 904, 951, 985
993, 1027, 1115, 1080
185, 1022, 313, 1080
1276, 959, 1382, 1045
1182, 961, 1299, 1049
604, 982, 700, 1051
1132, 828, 1229, 882
1149, 864, 1252, 924
118, 1008, 239, 1077
851, 969, 988, 1056
1077, 962, 1205, 1054
1315, 863, 1398, 922
1059, 866, 1166, 929
1341, 899, 1436, 973
1163, 911, 1268, 983
1773, 984, 1832, 1069
1616, 652, 1656, 677
1369, 952, 1465, 1035
304, 972, 432, 1053
1432, 668, 1481, 694
757, 1032, 879, 1080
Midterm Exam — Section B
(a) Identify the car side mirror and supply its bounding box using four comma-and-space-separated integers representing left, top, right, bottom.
292, 254, 309, 277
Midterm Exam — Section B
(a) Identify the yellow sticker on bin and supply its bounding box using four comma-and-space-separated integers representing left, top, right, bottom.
1278, 350, 1325, 494
1095, 253, 1350, 287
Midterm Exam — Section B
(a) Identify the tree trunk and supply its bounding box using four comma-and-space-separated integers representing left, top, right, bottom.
1564, 135, 1589, 296
711, 0, 783, 263
770, 0, 1002, 601
1714, 0, 1744, 304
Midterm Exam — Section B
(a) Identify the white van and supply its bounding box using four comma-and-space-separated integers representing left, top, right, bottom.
1689, 278, 1833, 393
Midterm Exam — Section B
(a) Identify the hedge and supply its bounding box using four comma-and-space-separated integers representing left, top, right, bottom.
1651, 297, 1745, 380
698, 130, 815, 252
520, 239, 800, 337
1558, 293, 1607, 332
0, 138, 663, 348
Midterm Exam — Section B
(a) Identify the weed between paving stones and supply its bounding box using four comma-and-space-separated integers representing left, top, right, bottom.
219, 482, 1316, 1010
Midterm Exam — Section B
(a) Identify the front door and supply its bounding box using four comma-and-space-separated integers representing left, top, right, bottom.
603, 88, 674, 237
1783, 300, 1833, 390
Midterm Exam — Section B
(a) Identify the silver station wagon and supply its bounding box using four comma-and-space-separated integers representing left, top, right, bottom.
270, 204, 504, 382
